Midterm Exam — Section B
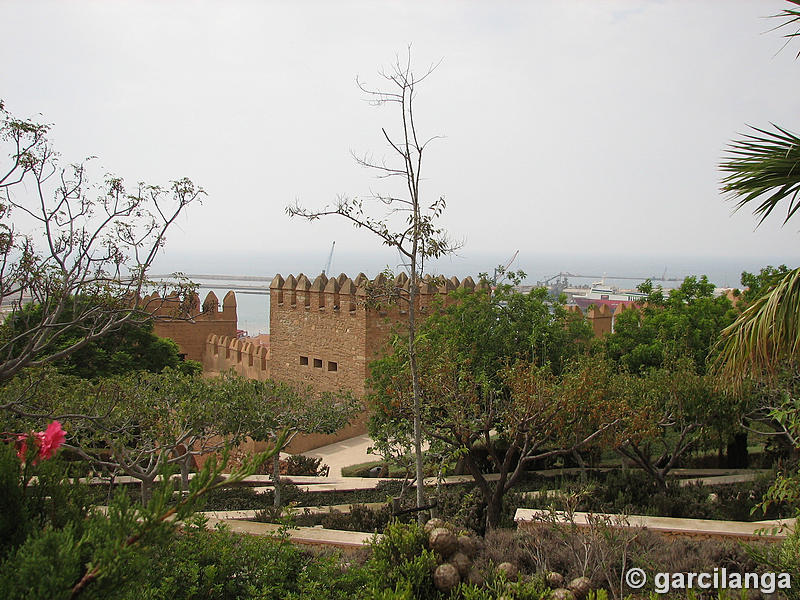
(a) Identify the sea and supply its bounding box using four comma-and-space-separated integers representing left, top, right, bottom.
193, 252, 796, 336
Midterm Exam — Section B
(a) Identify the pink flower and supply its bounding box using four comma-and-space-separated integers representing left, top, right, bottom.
38, 421, 66, 460
12, 421, 66, 463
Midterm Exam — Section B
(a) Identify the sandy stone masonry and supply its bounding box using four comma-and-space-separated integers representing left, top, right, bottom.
204, 335, 270, 381
268, 272, 487, 398
147, 289, 238, 362
566, 302, 634, 337
169, 272, 489, 452
149, 275, 631, 379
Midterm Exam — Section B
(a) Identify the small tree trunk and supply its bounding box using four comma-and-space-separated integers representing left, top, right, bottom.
726, 432, 749, 468
485, 486, 504, 531
654, 468, 668, 488
141, 477, 154, 505
408, 266, 427, 523
272, 451, 281, 508
180, 453, 191, 494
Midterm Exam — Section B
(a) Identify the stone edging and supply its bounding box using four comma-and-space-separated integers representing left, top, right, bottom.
514, 508, 794, 542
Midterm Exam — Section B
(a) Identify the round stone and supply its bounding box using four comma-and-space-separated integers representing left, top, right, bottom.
457, 535, 477, 558
449, 551, 472, 577
429, 527, 458, 557
551, 588, 575, 600
547, 572, 566, 588
433, 563, 461, 592
423, 517, 446, 534
568, 576, 592, 600
496, 561, 518, 581
466, 568, 485, 587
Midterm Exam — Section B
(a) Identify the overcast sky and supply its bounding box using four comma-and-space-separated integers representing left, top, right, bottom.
3, 0, 800, 286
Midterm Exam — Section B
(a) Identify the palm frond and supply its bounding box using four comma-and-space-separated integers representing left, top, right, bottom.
771, 0, 800, 58
720, 124, 800, 226
715, 267, 800, 385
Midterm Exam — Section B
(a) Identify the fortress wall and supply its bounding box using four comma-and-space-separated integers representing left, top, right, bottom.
566, 302, 632, 337
268, 272, 486, 452
269, 273, 371, 397
283, 412, 370, 454
203, 335, 270, 380
364, 274, 485, 362
270, 273, 488, 397
587, 304, 613, 337
151, 290, 238, 362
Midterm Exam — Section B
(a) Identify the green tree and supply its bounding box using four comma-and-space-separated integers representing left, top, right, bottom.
369, 284, 618, 529
0, 428, 281, 599
0, 99, 202, 385
612, 358, 735, 486
6, 300, 200, 379
9, 369, 357, 504
220, 373, 361, 507
605, 275, 736, 374
738, 264, 792, 304
56, 322, 201, 379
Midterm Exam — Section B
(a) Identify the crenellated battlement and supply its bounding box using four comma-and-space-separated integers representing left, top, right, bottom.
566, 301, 634, 337
203, 334, 270, 380
146, 290, 238, 362
268, 271, 490, 409
270, 272, 488, 314
139, 289, 237, 321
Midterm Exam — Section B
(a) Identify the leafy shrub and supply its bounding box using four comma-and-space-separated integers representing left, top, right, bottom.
341, 460, 386, 478
202, 486, 270, 511
286, 454, 329, 477
0, 443, 91, 559
0, 524, 84, 599
433, 484, 486, 533
508, 519, 762, 599
522, 469, 795, 522
367, 520, 438, 599
747, 529, 800, 600
295, 504, 395, 533
113, 528, 305, 599
283, 550, 371, 600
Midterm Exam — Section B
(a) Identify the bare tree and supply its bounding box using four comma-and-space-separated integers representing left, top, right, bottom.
0, 100, 203, 384
287, 51, 458, 518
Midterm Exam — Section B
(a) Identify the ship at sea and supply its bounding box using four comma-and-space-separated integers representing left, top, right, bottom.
570, 283, 647, 311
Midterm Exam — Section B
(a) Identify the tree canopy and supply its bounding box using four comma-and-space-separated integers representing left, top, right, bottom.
368, 282, 617, 529
5, 299, 200, 379
604, 275, 736, 374
0, 100, 202, 385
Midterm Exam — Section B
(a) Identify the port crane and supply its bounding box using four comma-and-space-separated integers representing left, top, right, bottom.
322, 241, 336, 276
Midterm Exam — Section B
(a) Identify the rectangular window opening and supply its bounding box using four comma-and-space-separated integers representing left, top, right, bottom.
327, 361, 338, 372
313, 358, 323, 368
300, 356, 309, 366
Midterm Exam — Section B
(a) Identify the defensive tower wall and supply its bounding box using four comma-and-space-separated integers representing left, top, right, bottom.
148, 290, 238, 362
269, 272, 486, 398
566, 302, 633, 337
203, 335, 270, 381
268, 272, 487, 452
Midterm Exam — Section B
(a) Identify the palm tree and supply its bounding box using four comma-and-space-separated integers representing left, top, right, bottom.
716, 124, 800, 382
715, 2, 800, 385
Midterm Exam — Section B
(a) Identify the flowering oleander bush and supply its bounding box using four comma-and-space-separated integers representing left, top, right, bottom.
0, 419, 283, 599
3, 420, 66, 465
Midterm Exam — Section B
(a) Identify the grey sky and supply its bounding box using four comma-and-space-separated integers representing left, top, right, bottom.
3, 0, 800, 286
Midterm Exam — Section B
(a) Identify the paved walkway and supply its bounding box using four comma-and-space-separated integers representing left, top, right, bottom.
303, 433, 375, 477
202, 517, 378, 550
